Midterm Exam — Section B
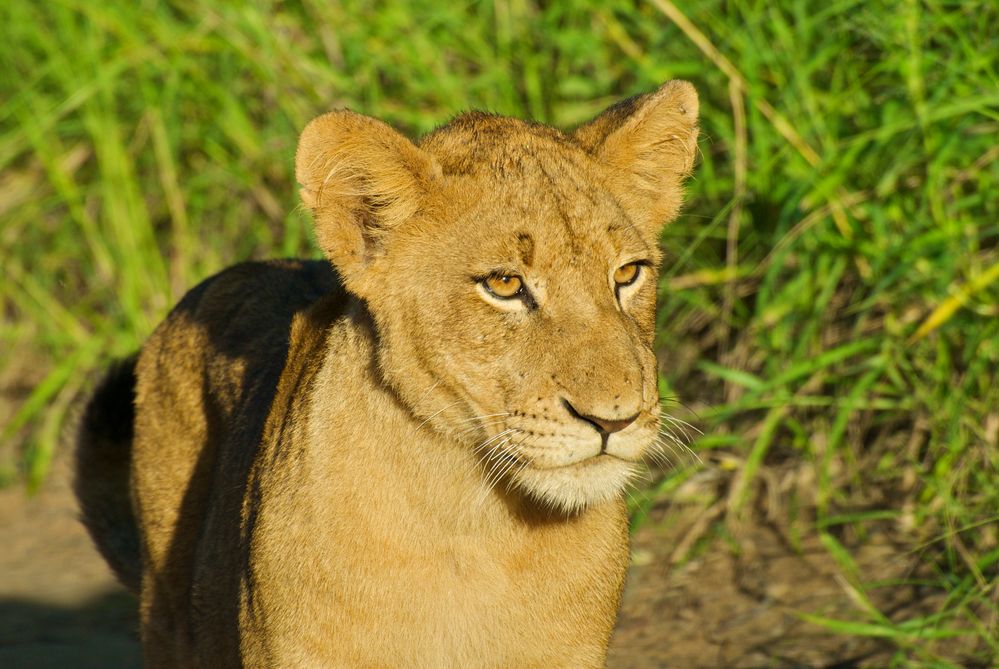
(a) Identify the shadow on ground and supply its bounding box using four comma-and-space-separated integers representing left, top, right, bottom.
0, 590, 140, 669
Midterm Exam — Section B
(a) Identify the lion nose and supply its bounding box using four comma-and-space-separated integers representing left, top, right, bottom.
562, 399, 638, 435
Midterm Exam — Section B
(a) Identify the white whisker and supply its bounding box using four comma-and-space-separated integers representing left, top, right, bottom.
451, 412, 511, 426
458, 417, 509, 437
417, 399, 463, 430
476, 437, 517, 509
472, 429, 518, 457
655, 436, 685, 466
648, 441, 675, 469
413, 378, 441, 410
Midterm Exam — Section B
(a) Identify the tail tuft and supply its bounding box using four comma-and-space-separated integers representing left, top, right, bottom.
74, 355, 141, 593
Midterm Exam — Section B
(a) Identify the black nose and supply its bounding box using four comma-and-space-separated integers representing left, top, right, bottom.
562, 399, 638, 435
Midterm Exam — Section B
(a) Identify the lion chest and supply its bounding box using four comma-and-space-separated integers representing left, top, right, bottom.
244, 493, 625, 668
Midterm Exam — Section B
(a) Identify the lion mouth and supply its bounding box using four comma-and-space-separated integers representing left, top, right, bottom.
528, 451, 637, 472
507, 448, 642, 512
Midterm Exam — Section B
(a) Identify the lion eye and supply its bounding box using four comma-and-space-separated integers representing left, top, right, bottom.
613, 262, 642, 287
483, 274, 524, 299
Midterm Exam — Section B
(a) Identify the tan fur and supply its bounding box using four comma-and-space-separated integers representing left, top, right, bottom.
76, 81, 699, 667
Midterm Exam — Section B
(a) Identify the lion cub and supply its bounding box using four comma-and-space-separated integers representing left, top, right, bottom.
75, 81, 699, 668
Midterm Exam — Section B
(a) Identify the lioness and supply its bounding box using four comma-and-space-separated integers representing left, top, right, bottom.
75, 80, 699, 668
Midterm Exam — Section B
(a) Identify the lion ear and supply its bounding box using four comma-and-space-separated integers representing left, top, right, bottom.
295, 111, 440, 297
574, 80, 699, 230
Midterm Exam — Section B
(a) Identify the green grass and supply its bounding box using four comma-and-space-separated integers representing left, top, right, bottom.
2, 0, 997, 664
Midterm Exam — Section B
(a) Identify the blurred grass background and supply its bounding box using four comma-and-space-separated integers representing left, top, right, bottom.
1, 0, 997, 665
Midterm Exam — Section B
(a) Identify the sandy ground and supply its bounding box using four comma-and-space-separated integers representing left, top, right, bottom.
0, 457, 140, 668
1, 455, 933, 668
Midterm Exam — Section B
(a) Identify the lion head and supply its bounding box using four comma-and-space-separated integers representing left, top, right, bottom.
296, 81, 699, 512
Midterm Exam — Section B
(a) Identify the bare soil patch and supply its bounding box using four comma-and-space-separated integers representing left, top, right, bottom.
609, 509, 930, 668
0, 456, 139, 668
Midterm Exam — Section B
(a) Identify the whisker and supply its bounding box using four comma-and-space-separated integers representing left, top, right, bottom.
482, 440, 511, 472
472, 428, 518, 457
654, 436, 686, 467
504, 458, 530, 494
417, 399, 463, 430
664, 427, 703, 465
625, 476, 653, 515
654, 431, 702, 467
467, 442, 503, 511
458, 417, 509, 437
648, 441, 675, 469
658, 417, 693, 445
657, 422, 683, 443
656, 425, 688, 455
451, 412, 511, 426
662, 413, 703, 437
476, 436, 519, 509
413, 378, 442, 410
499, 432, 540, 494
631, 466, 652, 484
656, 413, 703, 465
492, 451, 520, 490
677, 400, 702, 421
646, 442, 670, 468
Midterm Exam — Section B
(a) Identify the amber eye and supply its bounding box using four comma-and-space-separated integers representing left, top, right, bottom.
614, 262, 642, 287
483, 274, 524, 299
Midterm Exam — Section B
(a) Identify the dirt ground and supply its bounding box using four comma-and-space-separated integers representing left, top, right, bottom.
0, 454, 936, 668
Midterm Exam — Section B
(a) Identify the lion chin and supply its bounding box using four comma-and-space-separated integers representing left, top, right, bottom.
513, 455, 640, 513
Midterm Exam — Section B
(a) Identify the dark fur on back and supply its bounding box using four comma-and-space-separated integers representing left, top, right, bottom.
74, 354, 141, 593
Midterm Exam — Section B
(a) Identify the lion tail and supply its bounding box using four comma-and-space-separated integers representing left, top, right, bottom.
74, 354, 142, 593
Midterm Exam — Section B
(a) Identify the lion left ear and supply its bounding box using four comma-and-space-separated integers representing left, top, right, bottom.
573, 80, 699, 231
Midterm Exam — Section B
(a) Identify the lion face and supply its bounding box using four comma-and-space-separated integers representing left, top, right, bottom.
376, 154, 664, 512
296, 82, 699, 512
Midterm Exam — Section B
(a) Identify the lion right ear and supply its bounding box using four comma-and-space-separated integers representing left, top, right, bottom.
295, 111, 441, 298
